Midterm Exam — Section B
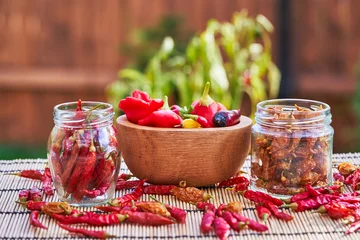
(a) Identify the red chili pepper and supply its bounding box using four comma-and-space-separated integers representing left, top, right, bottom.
8, 170, 43, 181
191, 82, 227, 127
182, 114, 211, 128
110, 179, 146, 206
332, 201, 360, 210
59, 134, 76, 171
119, 90, 164, 124
200, 209, 215, 234
58, 222, 116, 238
231, 212, 268, 232
216, 204, 226, 217
29, 186, 42, 202
317, 203, 355, 219
263, 201, 293, 221
120, 209, 174, 226
305, 184, 321, 197
23, 201, 46, 211
61, 140, 80, 187
95, 205, 129, 213
285, 198, 320, 212
49, 130, 67, 176
212, 109, 241, 127
234, 182, 250, 192
42, 167, 54, 196
58, 212, 127, 226
346, 220, 360, 234
138, 96, 182, 128
333, 173, 345, 183
222, 211, 241, 232
319, 185, 343, 194
30, 211, 48, 229
132, 89, 151, 102
84, 182, 110, 198
18, 189, 30, 203
256, 205, 271, 222
118, 173, 133, 181
143, 185, 176, 195
214, 217, 230, 240
244, 190, 284, 206
93, 159, 115, 189
167, 205, 187, 224
170, 105, 181, 115
196, 202, 216, 212
116, 180, 141, 191
290, 191, 310, 203
218, 176, 249, 188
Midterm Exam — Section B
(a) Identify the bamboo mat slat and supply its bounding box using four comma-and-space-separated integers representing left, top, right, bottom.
0, 153, 360, 239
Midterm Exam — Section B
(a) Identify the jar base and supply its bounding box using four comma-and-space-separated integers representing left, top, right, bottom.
58, 193, 112, 207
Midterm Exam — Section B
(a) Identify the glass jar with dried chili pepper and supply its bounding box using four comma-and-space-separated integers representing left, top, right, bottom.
47, 100, 120, 206
251, 99, 334, 197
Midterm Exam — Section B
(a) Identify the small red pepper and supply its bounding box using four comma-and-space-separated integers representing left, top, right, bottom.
244, 190, 284, 206
200, 209, 215, 234
191, 82, 227, 127
222, 211, 241, 232
29, 186, 42, 202
118, 173, 133, 181
218, 175, 249, 188
138, 96, 182, 128
196, 202, 216, 212
290, 191, 310, 203
30, 211, 48, 229
58, 212, 127, 226
143, 185, 176, 195
256, 205, 271, 222
167, 205, 187, 224
333, 173, 345, 183
212, 109, 241, 127
18, 189, 30, 203
305, 184, 321, 197
116, 180, 141, 191
119, 90, 164, 124
58, 222, 116, 238
231, 212, 268, 232
317, 203, 355, 219
8, 170, 43, 181
214, 217, 230, 240
110, 179, 146, 206
21, 201, 47, 211
263, 201, 293, 221
42, 167, 54, 196
95, 205, 127, 213
120, 210, 174, 226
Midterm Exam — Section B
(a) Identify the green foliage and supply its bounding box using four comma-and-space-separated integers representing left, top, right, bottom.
353, 61, 360, 150
107, 11, 281, 117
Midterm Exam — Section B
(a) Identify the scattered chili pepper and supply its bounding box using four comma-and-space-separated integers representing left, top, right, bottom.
42, 167, 54, 196
167, 205, 187, 224
196, 202, 216, 212
305, 184, 321, 197
95, 205, 126, 213
58, 212, 127, 226
234, 182, 250, 192
171, 186, 211, 204
223, 202, 243, 214
138, 96, 182, 128
119, 90, 164, 124
290, 191, 310, 203
143, 185, 176, 195
29, 187, 42, 202
93, 159, 115, 189
118, 173, 133, 181
200, 209, 215, 234
218, 175, 249, 188
41, 202, 72, 215
244, 190, 284, 206
263, 201, 293, 221
8, 170, 43, 181
222, 211, 240, 232
256, 205, 271, 222
191, 82, 227, 127
22, 201, 46, 211
110, 179, 146, 206
333, 173, 345, 183
285, 198, 321, 212
346, 220, 360, 234
61, 140, 80, 187
120, 210, 174, 226
317, 203, 355, 219
18, 189, 30, 203
136, 201, 170, 217
338, 162, 357, 176
84, 182, 110, 198
231, 212, 268, 232
58, 222, 116, 239
30, 211, 48, 229
216, 204, 226, 217
212, 109, 241, 127
116, 180, 141, 191
182, 114, 211, 128
59, 134, 75, 171
214, 217, 230, 240
332, 201, 360, 210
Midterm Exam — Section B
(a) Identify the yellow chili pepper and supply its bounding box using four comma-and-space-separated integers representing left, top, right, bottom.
182, 119, 201, 128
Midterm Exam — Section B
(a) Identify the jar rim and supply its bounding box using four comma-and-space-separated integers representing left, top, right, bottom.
54, 101, 113, 113
256, 98, 330, 114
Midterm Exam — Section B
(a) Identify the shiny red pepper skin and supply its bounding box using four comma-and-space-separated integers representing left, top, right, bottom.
290, 191, 310, 203
305, 184, 321, 197
143, 185, 176, 195
263, 201, 293, 221
256, 205, 271, 221
30, 211, 48, 229
58, 212, 127, 226
116, 180, 141, 191
196, 202, 216, 212
138, 109, 182, 128
200, 210, 215, 234
10, 170, 43, 181
214, 217, 230, 240
318, 203, 355, 219
26, 201, 46, 211
110, 179, 146, 206
222, 211, 240, 232
218, 176, 249, 187
58, 222, 115, 238
212, 109, 241, 127
120, 210, 174, 226
167, 206, 186, 224
182, 114, 211, 128
42, 167, 54, 196
231, 212, 268, 232
132, 90, 151, 102
244, 190, 284, 206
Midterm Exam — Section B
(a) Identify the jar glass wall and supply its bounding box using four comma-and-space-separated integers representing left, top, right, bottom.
251, 99, 334, 197
47, 101, 120, 206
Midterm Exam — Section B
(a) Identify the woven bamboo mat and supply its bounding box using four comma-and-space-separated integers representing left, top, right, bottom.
0, 153, 360, 239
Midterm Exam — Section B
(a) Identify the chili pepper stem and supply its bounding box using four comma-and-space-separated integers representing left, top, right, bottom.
199, 82, 214, 106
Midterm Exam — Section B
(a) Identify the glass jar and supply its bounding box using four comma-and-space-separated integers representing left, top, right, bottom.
251, 99, 334, 197
47, 101, 120, 206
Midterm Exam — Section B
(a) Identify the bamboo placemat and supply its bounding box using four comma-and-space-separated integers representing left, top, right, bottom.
0, 153, 360, 239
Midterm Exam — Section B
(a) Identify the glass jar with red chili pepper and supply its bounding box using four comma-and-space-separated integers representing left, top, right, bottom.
251, 99, 334, 197
47, 100, 120, 206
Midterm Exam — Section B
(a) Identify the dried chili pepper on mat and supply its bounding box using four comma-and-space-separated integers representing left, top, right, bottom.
21, 201, 46, 211
263, 201, 293, 221
120, 210, 174, 226
222, 211, 241, 232
200, 209, 215, 234
218, 176, 249, 188
223, 202, 243, 214
8, 170, 43, 181
214, 217, 230, 240
30, 211, 48, 229
110, 179, 146, 206
231, 212, 268, 232
316, 203, 355, 219
171, 186, 211, 204
18, 189, 30, 203
167, 205, 187, 224
116, 180, 141, 190
29, 187, 42, 202
244, 190, 284, 206
256, 205, 271, 221
58, 222, 116, 238
136, 201, 170, 217
346, 220, 360, 234
118, 173, 133, 181
197, 202, 216, 212
58, 212, 127, 226
41, 202, 72, 215
42, 167, 54, 196
95, 205, 125, 213
338, 162, 357, 176
143, 185, 176, 195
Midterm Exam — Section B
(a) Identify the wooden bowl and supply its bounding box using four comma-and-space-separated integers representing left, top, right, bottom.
116, 115, 252, 187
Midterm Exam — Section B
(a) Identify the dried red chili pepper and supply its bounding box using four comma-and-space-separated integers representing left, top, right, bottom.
263, 201, 293, 221
244, 190, 284, 206
143, 185, 176, 195
119, 90, 164, 124
120, 209, 174, 226
61, 140, 80, 186
59, 134, 76, 171
18, 189, 30, 203
222, 211, 240, 232
290, 191, 310, 203
41, 202, 72, 215
116, 180, 141, 190
171, 186, 212, 204
136, 201, 170, 217
23, 201, 46, 211
317, 203, 355, 219
95, 205, 125, 213
346, 220, 360, 234
84, 182, 110, 198
234, 182, 250, 192
213, 109, 241, 127
42, 167, 54, 196
58, 222, 116, 238
167, 205, 186, 224
191, 82, 227, 127
231, 212, 268, 232
333, 173, 345, 183
256, 205, 271, 222
218, 176, 249, 188
49, 129, 67, 175
214, 217, 230, 240
332, 201, 360, 210
138, 96, 182, 128
110, 179, 146, 206
196, 202, 216, 212
58, 212, 127, 226
8, 170, 43, 181
29, 186, 42, 202
30, 211, 48, 229
305, 184, 321, 197
216, 204, 226, 217
285, 198, 320, 212
118, 173, 133, 181
223, 202, 243, 214
200, 209, 215, 234
93, 159, 115, 189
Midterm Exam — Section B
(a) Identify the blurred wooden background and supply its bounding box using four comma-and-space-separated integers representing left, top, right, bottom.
0, 0, 359, 155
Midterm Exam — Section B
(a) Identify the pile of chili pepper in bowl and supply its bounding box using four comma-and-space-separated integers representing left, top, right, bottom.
116, 83, 253, 187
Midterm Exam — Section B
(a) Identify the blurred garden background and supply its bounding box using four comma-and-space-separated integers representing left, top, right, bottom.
0, 0, 359, 159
